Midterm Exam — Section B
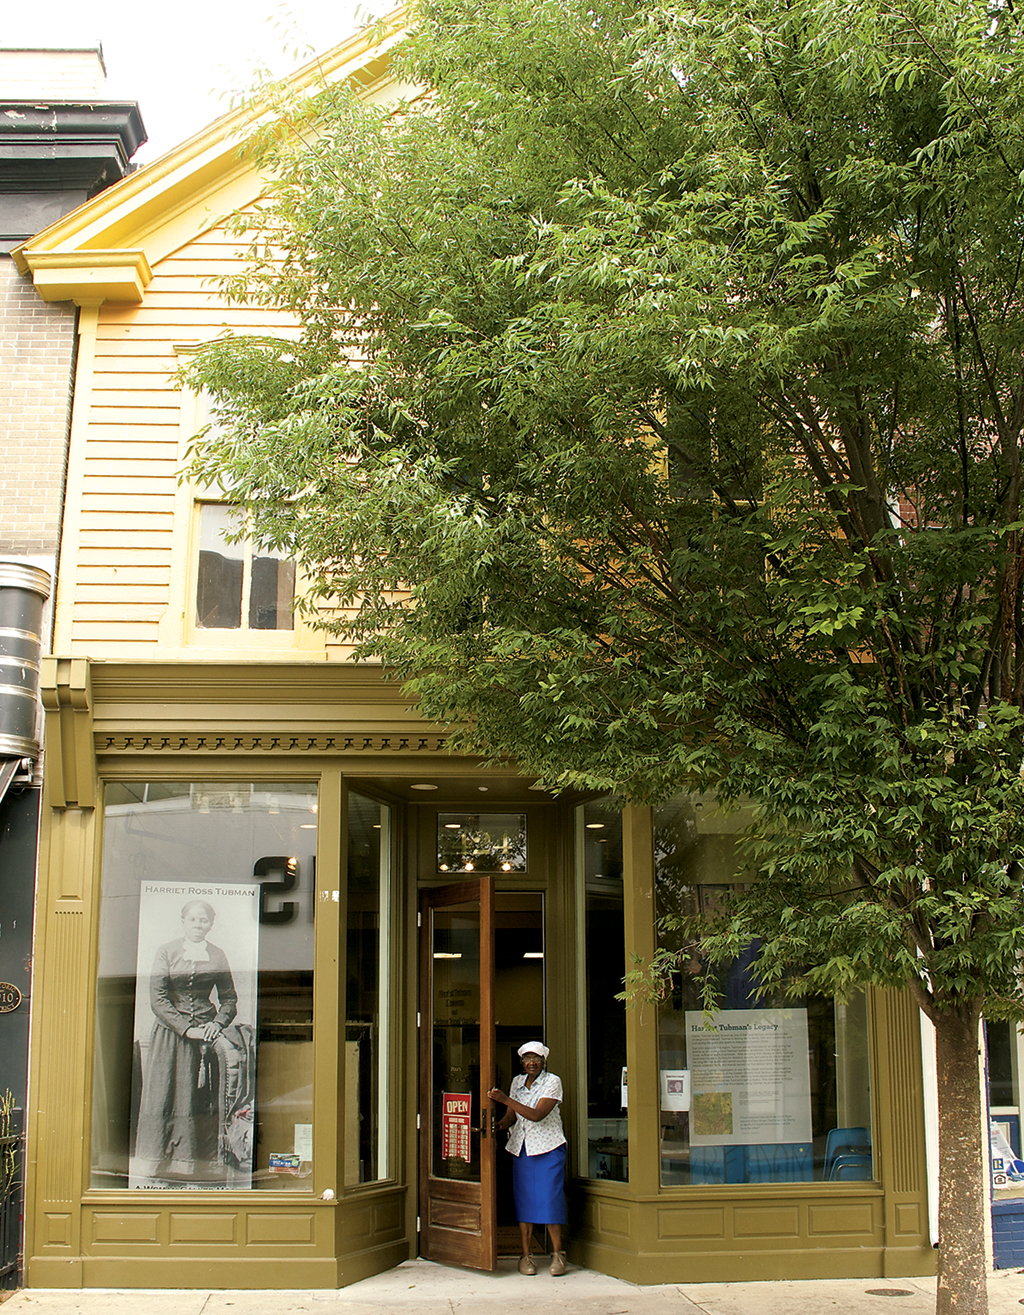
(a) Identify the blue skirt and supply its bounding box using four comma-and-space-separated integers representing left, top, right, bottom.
511, 1143, 567, 1225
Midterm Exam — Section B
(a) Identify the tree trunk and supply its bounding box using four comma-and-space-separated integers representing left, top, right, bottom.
933, 1005, 989, 1315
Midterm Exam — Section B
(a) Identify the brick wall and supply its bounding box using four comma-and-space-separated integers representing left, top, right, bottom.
993, 1199, 1024, 1267
0, 257, 76, 556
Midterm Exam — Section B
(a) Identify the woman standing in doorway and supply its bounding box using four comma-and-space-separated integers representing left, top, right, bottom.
487, 1041, 567, 1276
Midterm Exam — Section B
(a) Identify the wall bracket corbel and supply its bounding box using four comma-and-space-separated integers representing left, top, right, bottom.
40, 657, 95, 809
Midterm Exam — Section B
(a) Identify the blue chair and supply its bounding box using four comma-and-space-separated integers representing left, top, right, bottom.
824, 1126, 871, 1180
830, 1153, 872, 1180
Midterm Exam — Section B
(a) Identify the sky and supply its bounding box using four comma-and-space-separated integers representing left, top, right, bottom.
3, 0, 395, 162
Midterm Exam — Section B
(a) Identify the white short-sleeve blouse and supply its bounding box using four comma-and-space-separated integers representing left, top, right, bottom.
504, 1070, 566, 1157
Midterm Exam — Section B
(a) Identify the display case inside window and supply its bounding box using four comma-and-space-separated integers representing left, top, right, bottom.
654, 794, 873, 1186
579, 799, 628, 1181
91, 781, 317, 1191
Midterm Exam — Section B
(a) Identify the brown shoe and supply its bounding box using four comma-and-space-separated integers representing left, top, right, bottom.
518, 1254, 537, 1276
550, 1250, 567, 1276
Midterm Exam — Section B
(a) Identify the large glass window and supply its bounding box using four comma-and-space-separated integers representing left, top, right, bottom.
655, 794, 873, 1186
345, 792, 391, 1184
91, 781, 317, 1191
986, 1020, 1024, 1195
579, 799, 628, 1181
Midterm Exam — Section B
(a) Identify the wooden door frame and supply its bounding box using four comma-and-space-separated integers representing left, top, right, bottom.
418, 878, 496, 1270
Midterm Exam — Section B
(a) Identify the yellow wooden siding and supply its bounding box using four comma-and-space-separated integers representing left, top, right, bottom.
60, 216, 337, 660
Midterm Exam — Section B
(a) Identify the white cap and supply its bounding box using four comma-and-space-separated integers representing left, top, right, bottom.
518, 1040, 549, 1059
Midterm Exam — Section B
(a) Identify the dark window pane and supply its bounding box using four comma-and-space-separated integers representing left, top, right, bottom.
196, 505, 243, 629
197, 552, 243, 628
988, 1021, 1015, 1107
346, 792, 390, 1183
249, 555, 296, 631
581, 800, 627, 1181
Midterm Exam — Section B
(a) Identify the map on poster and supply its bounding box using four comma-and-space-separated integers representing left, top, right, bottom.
684, 1008, 812, 1146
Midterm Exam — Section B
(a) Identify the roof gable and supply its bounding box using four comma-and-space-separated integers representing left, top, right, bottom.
13, 6, 410, 305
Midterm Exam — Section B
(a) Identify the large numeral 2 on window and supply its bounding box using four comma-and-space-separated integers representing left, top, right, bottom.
254, 855, 299, 924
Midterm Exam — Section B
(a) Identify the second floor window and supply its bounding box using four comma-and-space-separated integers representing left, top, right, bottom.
196, 503, 295, 632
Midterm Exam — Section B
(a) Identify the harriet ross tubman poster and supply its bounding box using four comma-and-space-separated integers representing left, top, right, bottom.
129, 881, 261, 1189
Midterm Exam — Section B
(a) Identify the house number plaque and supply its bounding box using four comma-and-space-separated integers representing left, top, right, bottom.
0, 983, 22, 1013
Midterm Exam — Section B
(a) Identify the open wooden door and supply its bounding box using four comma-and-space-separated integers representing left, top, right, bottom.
419, 878, 496, 1270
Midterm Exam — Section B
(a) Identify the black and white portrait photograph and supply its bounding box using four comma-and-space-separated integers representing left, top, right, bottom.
129, 880, 261, 1189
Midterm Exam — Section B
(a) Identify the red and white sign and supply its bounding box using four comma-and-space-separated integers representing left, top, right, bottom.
441, 1092, 472, 1161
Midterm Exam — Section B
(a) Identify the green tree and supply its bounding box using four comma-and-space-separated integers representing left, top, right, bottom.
188, 2, 1024, 1310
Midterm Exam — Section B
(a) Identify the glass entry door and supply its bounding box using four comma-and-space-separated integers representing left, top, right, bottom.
419, 879, 496, 1270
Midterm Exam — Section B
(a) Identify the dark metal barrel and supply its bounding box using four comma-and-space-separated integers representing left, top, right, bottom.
0, 562, 51, 759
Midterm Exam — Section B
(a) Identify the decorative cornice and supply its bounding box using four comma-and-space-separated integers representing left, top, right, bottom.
11, 6, 410, 298
96, 732, 449, 754
0, 102, 146, 188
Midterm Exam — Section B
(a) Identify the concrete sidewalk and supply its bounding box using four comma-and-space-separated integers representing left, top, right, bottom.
1, 1260, 1022, 1314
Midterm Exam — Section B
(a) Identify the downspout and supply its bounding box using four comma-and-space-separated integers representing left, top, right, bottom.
0, 560, 51, 792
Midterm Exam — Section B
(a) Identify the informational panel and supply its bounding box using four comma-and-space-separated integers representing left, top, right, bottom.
685, 1008, 812, 1146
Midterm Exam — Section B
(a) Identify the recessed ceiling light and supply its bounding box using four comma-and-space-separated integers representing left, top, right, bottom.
523, 952, 544, 959
411, 783, 438, 791
585, 822, 606, 830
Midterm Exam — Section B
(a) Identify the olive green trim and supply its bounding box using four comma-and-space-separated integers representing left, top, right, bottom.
25, 665, 936, 1289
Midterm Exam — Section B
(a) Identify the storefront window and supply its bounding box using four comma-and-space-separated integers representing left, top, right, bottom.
655, 794, 873, 1186
579, 799, 628, 1181
345, 791, 391, 1183
986, 1020, 1024, 1196
91, 781, 317, 1191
